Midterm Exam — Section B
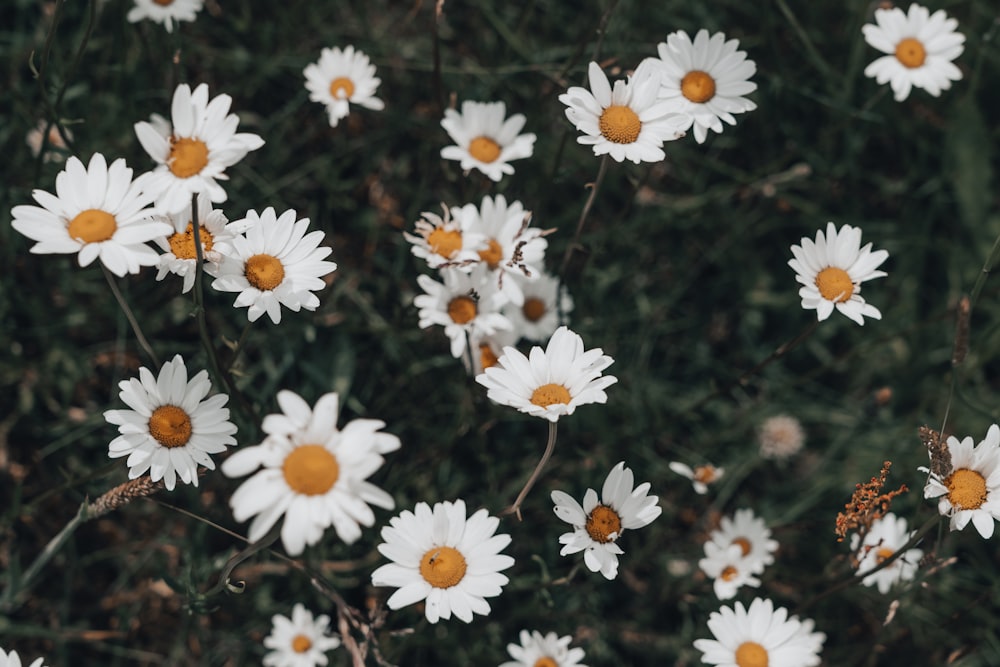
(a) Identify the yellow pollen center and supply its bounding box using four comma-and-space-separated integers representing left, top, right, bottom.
282, 444, 340, 496
681, 70, 717, 103
585, 504, 622, 543
291, 634, 312, 653
533, 659, 558, 667
694, 465, 717, 484
468, 135, 502, 163
447, 296, 477, 324
731, 537, 752, 557
153, 0, 174, 5
168, 223, 213, 259
427, 227, 463, 258
895, 37, 927, 68
522, 297, 547, 322
598, 105, 642, 144
168, 137, 209, 178
67, 208, 117, 243
148, 405, 192, 448
815, 267, 854, 302
735, 641, 769, 667
945, 468, 988, 510
876, 547, 895, 563
329, 76, 355, 99
479, 343, 499, 370
530, 383, 571, 407
245, 254, 285, 291
419, 546, 467, 588
478, 238, 504, 268
720, 565, 739, 581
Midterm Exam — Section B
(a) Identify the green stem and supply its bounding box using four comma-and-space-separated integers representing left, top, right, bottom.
505, 421, 558, 521
558, 153, 609, 283
102, 264, 160, 367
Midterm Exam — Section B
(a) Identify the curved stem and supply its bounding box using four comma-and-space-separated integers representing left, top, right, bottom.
102, 264, 160, 367
558, 154, 609, 283
505, 421, 559, 521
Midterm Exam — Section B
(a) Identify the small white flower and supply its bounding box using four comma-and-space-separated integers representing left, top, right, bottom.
668, 461, 724, 494
501, 271, 574, 344
211, 207, 337, 324
698, 542, 761, 600
11, 153, 170, 276
262, 603, 341, 667
551, 461, 661, 580
707, 508, 778, 575
152, 192, 235, 293
476, 326, 616, 422
850, 512, 923, 594
758, 414, 806, 460
0, 648, 47, 667
694, 598, 825, 667
404, 203, 487, 272
463, 329, 519, 376
303, 45, 385, 127
862, 3, 965, 102
25, 120, 72, 162
500, 630, 588, 667
127, 0, 203, 33
559, 61, 686, 163
222, 390, 399, 556
788, 222, 889, 325
371, 499, 515, 624
440, 101, 536, 181
415, 267, 512, 359
104, 354, 236, 491
922, 423, 1000, 539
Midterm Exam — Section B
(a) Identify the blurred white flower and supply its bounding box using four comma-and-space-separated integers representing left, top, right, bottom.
127, 0, 203, 33
440, 101, 535, 181
152, 192, 235, 293
415, 266, 512, 359
303, 45, 384, 127
707, 508, 778, 575
694, 598, 825, 667
698, 542, 761, 600
850, 512, 922, 594
25, 120, 72, 162
758, 414, 805, 460
501, 271, 573, 344
669, 461, 724, 494
404, 203, 487, 271
262, 603, 341, 667
0, 648, 48, 667
500, 630, 588, 667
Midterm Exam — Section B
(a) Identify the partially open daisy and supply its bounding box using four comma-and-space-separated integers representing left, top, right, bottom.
645, 29, 758, 144
0, 649, 47, 667
559, 61, 686, 163
707, 508, 778, 575
127, 0, 203, 33
788, 222, 889, 325
211, 207, 337, 324
26, 120, 72, 163
404, 203, 487, 271
134, 83, 264, 214
440, 101, 536, 182
699, 542, 761, 600
153, 192, 235, 293
922, 424, 1000, 539
262, 603, 341, 667
500, 630, 588, 667
303, 45, 385, 128
850, 512, 922, 594
501, 271, 574, 344
694, 598, 825, 667
415, 267, 513, 359
11, 153, 170, 276
370, 499, 514, 624
669, 461, 724, 495
862, 3, 965, 102
551, 462, 661, 580
222, 390, 399, 555
104, 354, 236, 491
476, 326, 616, 422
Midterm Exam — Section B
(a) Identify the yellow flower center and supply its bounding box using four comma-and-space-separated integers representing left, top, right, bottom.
522, 297, 547, 322
598, 105, 641, 144
945, 468, 988, 510
168, 137, 209, 179
67, 208, 117, 244
530, 383, 571, 407
534, 659, 558, 667
815, 267, 854, 302
329, 76, 355, 99
419, 546, 467, 588
447, 296, 477, 324
478, 238, 504, 269
291, 634, 312, 653
681, 70, 717, 103
731, 537, 752, 557
427, 227, 463, 258
282, 444, 340, 496
735, 641, 769, 667
148, 405, 193, 448
479, 343, 499, 370
875, 547, 895, 563
168, 223, 213, 259
694, 465, 718, 484
895, 37, 927, 69
585, 504, 622, 543
245, 254, 285, 291
720, 565, 739, 581
468, 135, 502, 163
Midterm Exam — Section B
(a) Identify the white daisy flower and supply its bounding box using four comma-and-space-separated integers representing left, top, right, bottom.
500, 630, 587, 667
475, 326, 616, 422
501, 271, 574, 344
698, 542, 761, 600
559, 61, 687, 163
104, 354, 236, 491
694, 598, 825, 667
463, 329, 519, 377
922, 423, 1000, 539
645, 29, 758, 144
0, 648, 47, 667
25, 120, 72, 163
404, 203, 488, 272
11, 153, 170, 277
127, 0, 203, 33
134, 83, 265, 214
221, 390, 399, 556
152, 192, 235, 293
440, 101, 536, 182
303, 45, 385, 128
850, 512, 922, 594
262, 603, 342, 667
550, 461, 661, 580
668, 461, 724, 494
210, 207, 337, 324
862, 3, 965, 102
707, 508, 778, 575
370, 499, 515, 624
788, 222, 889, 326
415, 267, 513, 359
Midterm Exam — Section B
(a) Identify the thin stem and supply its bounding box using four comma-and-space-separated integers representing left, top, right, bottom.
558, 153, 609, 283
504, 421, 558, 521
226, 321, 254, 372
102, 264, 160, 367
969, 230, 1000, 309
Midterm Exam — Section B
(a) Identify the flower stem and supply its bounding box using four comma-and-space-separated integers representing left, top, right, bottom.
505, 421, 559, 521
559, 153, 609, 284
102, 264, 160, 367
